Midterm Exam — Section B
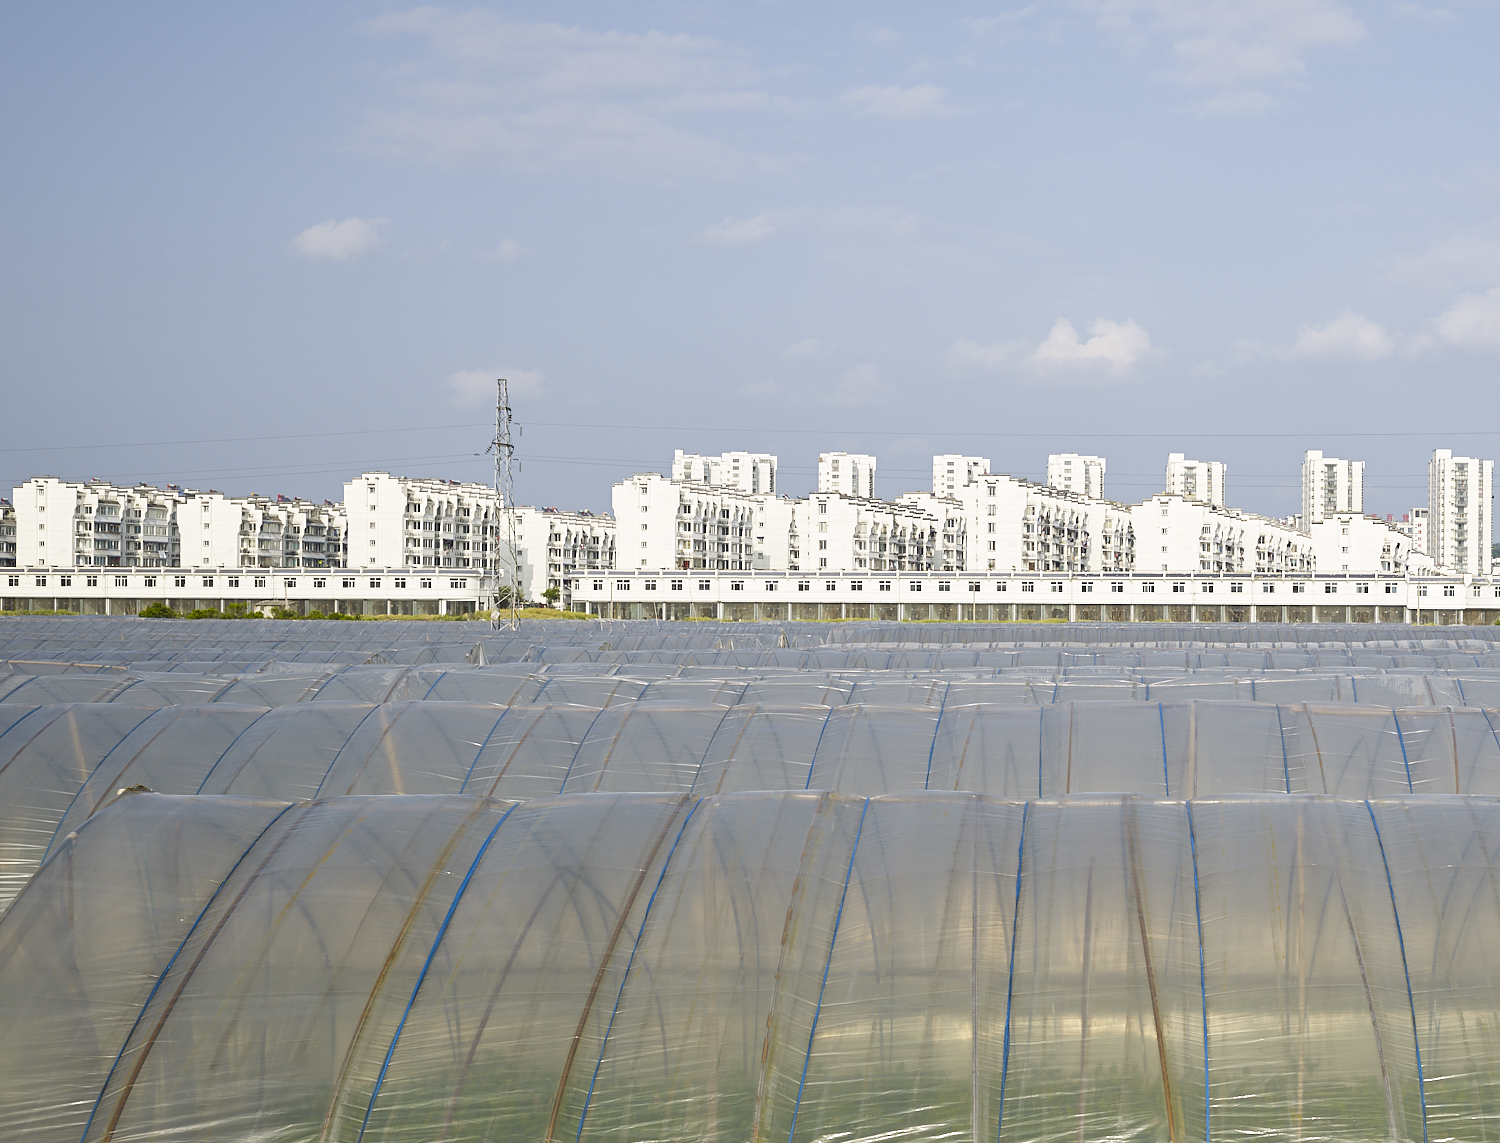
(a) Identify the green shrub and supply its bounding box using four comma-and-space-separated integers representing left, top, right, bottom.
270, 606, 299, 620
305, 610, 326, 620
139, 602, 176, 618
186, 608, 221, 619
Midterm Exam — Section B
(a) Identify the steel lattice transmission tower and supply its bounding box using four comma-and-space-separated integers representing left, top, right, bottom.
489, 378, 521, 630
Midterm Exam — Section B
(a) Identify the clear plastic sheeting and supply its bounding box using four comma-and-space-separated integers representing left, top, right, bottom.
8, 791, 1500, 1141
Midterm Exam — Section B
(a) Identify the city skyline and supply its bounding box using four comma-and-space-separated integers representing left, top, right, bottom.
3, 4, 1499, 518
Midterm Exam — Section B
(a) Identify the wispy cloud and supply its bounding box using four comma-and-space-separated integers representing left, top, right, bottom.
361, 10, 786, 180
1234, 310, 1397, 361
289, 217, 388, 261
1079, 0, 1365, 114
1434, 287, 1500, 350
837, 84, 960, 120
478, 238, 525, 261
695, 212, 782, 246
781, 337, 833, 359
447, 367, 546, 408
951, 316, 1152, 378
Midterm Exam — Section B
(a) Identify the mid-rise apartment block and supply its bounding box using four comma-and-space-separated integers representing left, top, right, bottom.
0, 499, 14, 567
342, 472, 501, 572
1301, 451, 1364, 528
512, 506, 615, 608
1164, 454, 1226, 506
1131, 495, 1313, 575
1046, 454, 1106, 499
671, 450, 777, 494
1428, 449, 1494, 574
809, 493, 942, 572
613, 472, 792, 572
1307, 514, 1427, 575
932, 454, 991, 497
818, 452, 877, 498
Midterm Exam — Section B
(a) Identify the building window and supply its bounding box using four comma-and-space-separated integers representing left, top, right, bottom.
6, 575, 18, 587
1142, 583, 1155, 593
227, 577, 239, 587
1021, 582, 1035, 593
114, 576, 128, 587
997, 582, 1007, 592
314, 578, 327, 588
765, 581, 778, 592
825, 580, 837, 591
1263, 583, 1275, 593
341, 578, 354, 588
284, 578, 297, 588
1385, 583, 1397, 594
1324, 583, 1337, 594
369, 579, 381, 588
254, 577, 266, 588
1230, 582, 1243, 593
202, 577, 214, 587
1292, 584, 1305, 594
1201, 583, 1214, 593
730, 580, 744, 591
879, 581, 892, 591
850, 581, 863, 591
174, 576, 186, 587
939, 581, 951, 592
1172, 583, 1185, 593
1080, 582, 1093, 593
670, 579, 683, 590
1443, 584, 1456, 597
910, 582, 922, 592
616, 580, 630, 591
1050, 582, 1063, 593
643, 580, 657, 591
59, 575, 71, 587
592, 580, 604, 591
797, 580, 810, 591
420, 578, 433, 589
1356, 583, 1369, 593
88, 575, 100, 587
1111, 582, 1124, 593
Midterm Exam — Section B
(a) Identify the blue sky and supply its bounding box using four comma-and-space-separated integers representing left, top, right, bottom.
3, 1, 1497, 518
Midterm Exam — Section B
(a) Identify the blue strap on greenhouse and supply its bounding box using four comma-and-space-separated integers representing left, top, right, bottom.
1186, 802, 1210, 1142
193, 708, 274, 793
1364, 800, 1428, 1143
996, 800, 1030, 1143
787, 796, 870, 1143
1393, 710, 1414, 792
457, 706, 511, 794
41, 707, 158, 861
356, 800, 519, 1143
79, 800, 300, 1143
310, 703, 385, 800
1481, 708, 1500, 757
1275, 705, 1291, 793
575, 795, 705, 1142
924, 680, 951, 790
1158, 702, 1170, 797
1455, 678, 1467, 706
558, 703, 612, 794
419, 670, 448, 700
804, 707, 835, 790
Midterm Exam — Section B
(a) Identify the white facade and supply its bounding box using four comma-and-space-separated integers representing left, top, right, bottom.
1307, 514, 1430, 576
0, 499, 14, 567
1046, 454, 1106, 499
1301, 451, 1364, 528
807, 493, 942, 573
342, 472, 501, 573
1164, 454, 1226, 506
671, 450, 777, 494
818, 452, 877, 498
1130, 495, 1313, 575
1428, 449, 1494, 574
612, 472, 793, 572
512, 506, 615, 608
12, 478, 345, 570
932, 454, 991, 497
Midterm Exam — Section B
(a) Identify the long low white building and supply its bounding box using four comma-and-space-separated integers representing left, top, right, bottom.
572, 569, 1500, 625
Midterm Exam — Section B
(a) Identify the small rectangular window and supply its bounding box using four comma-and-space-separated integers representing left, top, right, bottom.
824, 580, 837, 591
1230, 582, 1243, 593
670, 579, 683, 590
592, 580, 604, 591
174, 576, 186, 587
254, 577, 266, 588
1021, 582, 1035, 593
850, 581, 863, 591
879, 581, 892, 591
1142, 583, 1155, 593
227, 577, 239, 587
939, 581, 951, 592
420, 578, 433, 589
1111, 582, 1124, 593
798, 580, 810, 591
615, 580, 630, 591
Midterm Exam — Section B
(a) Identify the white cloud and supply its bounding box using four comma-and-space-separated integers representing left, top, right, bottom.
824, 362, 894, 404
696, 212, 780, 246
781, 337, 832, 359
838, 84, 959, 120
361, 10, 785, 180
1287, 310, 1394, 360
951, 317, 1151, 377
289, 217, 388, 261
1384, 227, 1500, 290
1434, 287, 1500, 350
447, 367, 547, 408
479, 238, 525, 261
1079, 0, 1365, 113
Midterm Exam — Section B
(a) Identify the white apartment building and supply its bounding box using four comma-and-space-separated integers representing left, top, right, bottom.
1301, 451, 1364, 527
1428, 449, 1494, 574
1046, 454, 1107, 499
0, 499, 14, 567
818, 453, 877, 498
952, 476, 1127, 574
12, 478, 345, 570
1164, 454, 1226, 506
1306, 514, 1429, 576
512, 506, 615, 608
342, 472, 501, 573
807, 493, 942, 573
671, 450, 777, 494
932, 454, 991, 497
1132, 495, 1313, 575
612, 472, 794, 572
